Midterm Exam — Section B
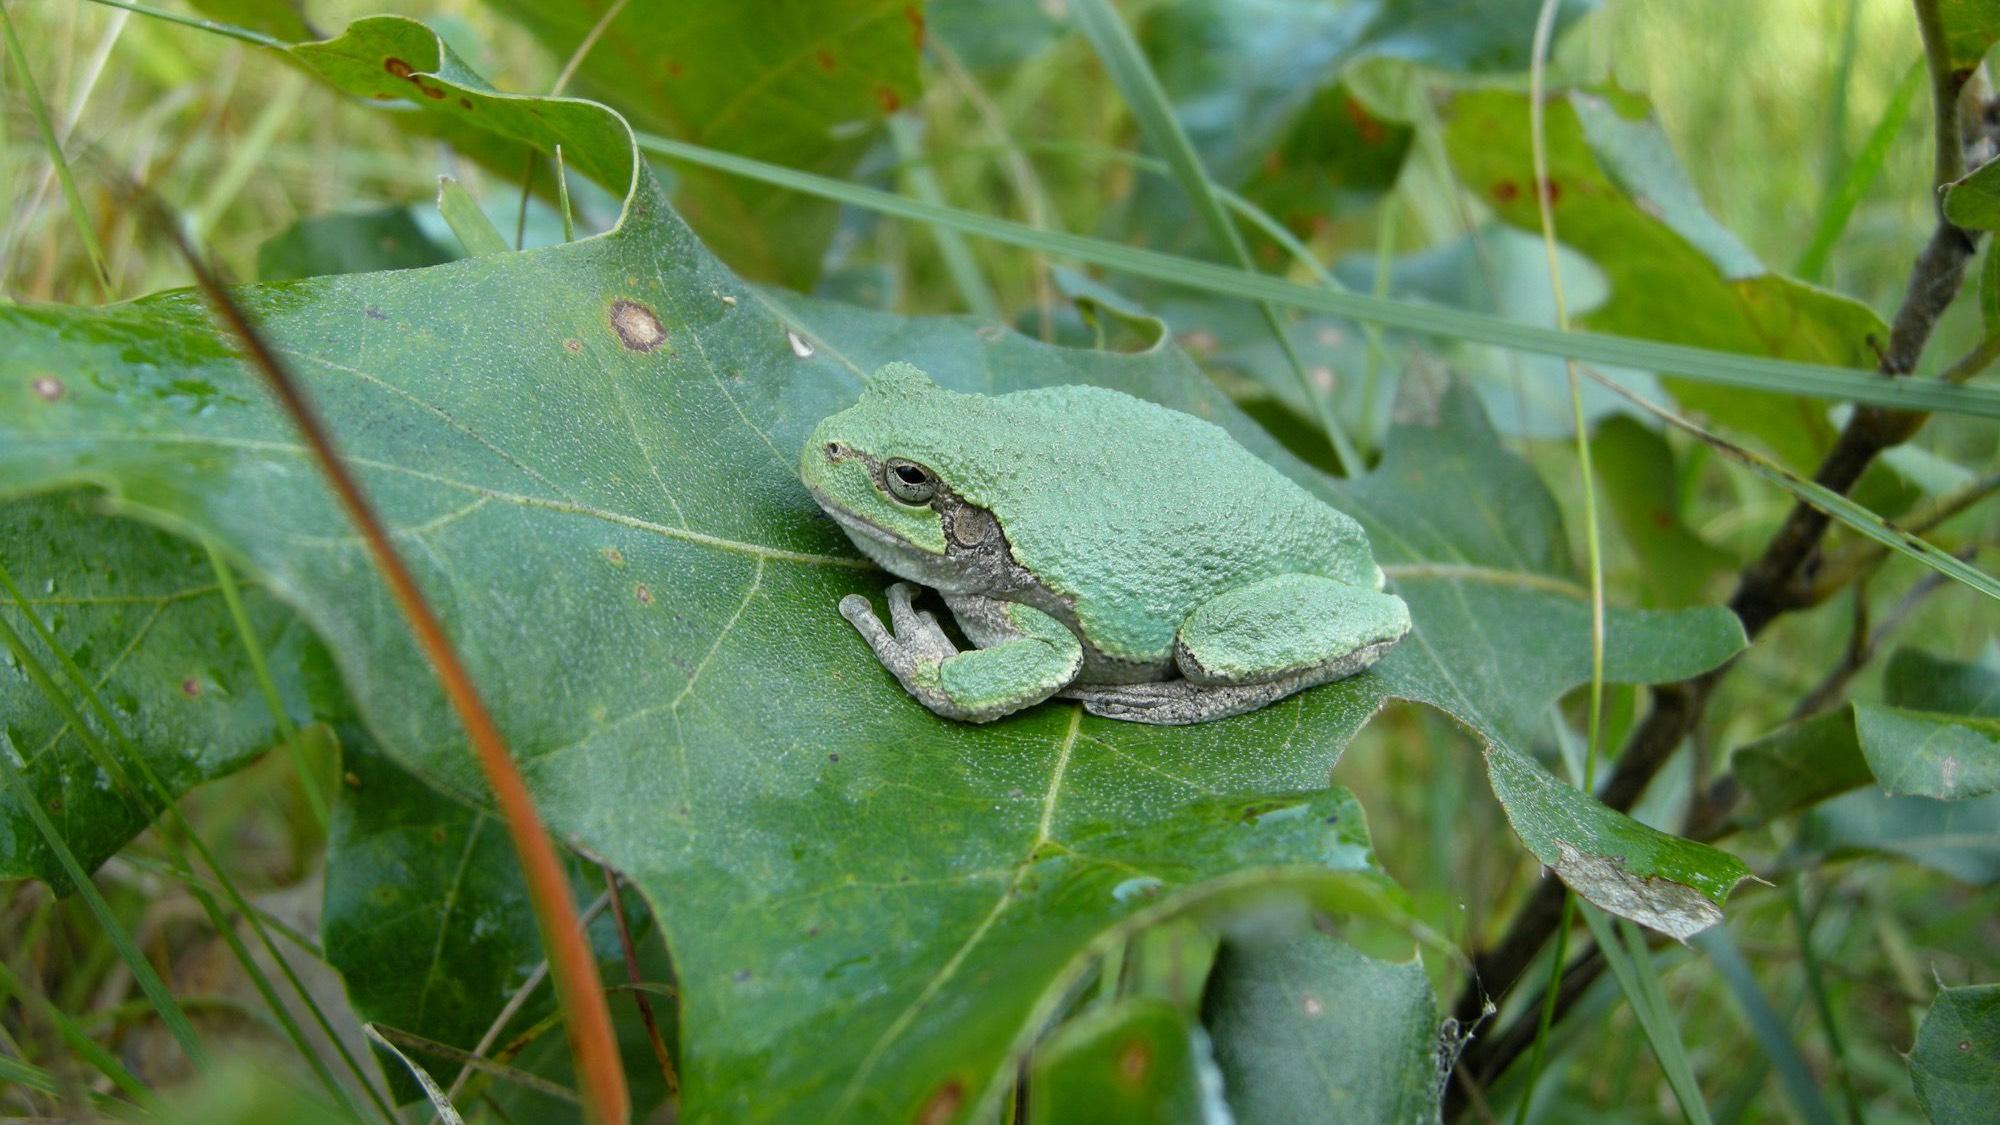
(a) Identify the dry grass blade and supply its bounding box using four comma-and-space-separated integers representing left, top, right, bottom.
603, 868, 679, 1096
138, 197, 631, 1125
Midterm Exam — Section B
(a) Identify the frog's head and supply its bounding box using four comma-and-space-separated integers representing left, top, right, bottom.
801, 363, 1002, 586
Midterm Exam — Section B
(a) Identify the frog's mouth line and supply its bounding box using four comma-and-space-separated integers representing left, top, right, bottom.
805, 484, 923, 552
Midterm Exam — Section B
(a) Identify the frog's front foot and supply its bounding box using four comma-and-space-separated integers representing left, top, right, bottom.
839, 582, 958, 666
838, 583, 1083, 723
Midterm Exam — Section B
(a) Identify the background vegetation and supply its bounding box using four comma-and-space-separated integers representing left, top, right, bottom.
1, 0, 1995, 1122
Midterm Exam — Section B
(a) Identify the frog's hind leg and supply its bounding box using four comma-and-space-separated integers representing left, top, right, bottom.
1062, 673, 1327, 725
1063, 574, 1410, 725
1175, 573, 1409, 688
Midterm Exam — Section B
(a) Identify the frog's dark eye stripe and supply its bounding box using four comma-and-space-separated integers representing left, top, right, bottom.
883, 458, 937, 504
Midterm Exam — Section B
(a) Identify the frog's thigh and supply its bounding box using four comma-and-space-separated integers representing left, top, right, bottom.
842, 586, 1083, 723
1175, 573, 1411, 686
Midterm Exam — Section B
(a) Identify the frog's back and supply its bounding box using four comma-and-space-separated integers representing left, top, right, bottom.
951, 385, 1377, 665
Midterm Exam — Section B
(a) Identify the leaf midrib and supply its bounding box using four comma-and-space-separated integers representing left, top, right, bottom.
24, 431, 869, 569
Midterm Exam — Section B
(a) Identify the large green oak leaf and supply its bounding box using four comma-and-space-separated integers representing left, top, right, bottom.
0, 17, 1747, 1120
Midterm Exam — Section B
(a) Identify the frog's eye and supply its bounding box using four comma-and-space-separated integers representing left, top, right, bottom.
882, 458, 938, 504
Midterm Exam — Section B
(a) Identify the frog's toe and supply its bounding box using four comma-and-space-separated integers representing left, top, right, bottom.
884, 582, 928, 631
881, 584, 954, 657
838, 593, 894, 649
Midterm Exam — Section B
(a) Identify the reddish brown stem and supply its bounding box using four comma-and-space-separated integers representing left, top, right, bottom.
157, 205, 629, 1124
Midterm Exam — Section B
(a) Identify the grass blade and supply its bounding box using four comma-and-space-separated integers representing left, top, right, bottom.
0, 728, 208, 1071
1, 2, 113, 300
888, 116, 1001, 321
379, 1024, 584, 1105
649, 129, 2000, 602
365, 1024, 467, 1125
437, 177, 511, 258
1578, 904, 1712, 1125
1787, 879, 1867, 1124
1515, 5, 1610, 1117
1576, 367, 2000, 603
0, 956, 153, 1106
1071, 0, 1362, 475
637, 132, 2000, 422
0, 1052, 57, 1099
1797, 61, 1926, 283
83, 0, 279, 47
205, 541, 329, 831
1691, 926, 1836, 1125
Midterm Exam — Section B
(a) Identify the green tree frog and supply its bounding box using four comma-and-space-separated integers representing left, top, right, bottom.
800, 363, 1411, 724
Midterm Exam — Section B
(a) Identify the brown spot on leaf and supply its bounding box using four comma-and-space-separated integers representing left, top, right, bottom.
915, 1078, 964, 1125
459, 97, 473, 109
1537, 177, 1563, 205
877, 85, 903, 113
816, 49, 837, 72
602, 546, 625, 566
564, 338, 583, 354
384, 57, 414, 79
344, 771, 362, 788
1263, 150, 1283, 174
1491, 179, 1519, 203
431, 826, 448, 844
635, 583, 654, 605
609, 299, 667, 351
828, 752, 840, 762
365, 306, 386, 320
668, 59, 685, 79
1117, 1039, 1152, 1085
30, 376, 63, 401
1650, 507, 1675, 530
1342, 96, 1386, 145
905, 4, 925, 49
181, 678, 202, 698
419, 84, 445, 100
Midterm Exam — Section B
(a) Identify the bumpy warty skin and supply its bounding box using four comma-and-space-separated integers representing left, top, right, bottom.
801, 364, 1382, 667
